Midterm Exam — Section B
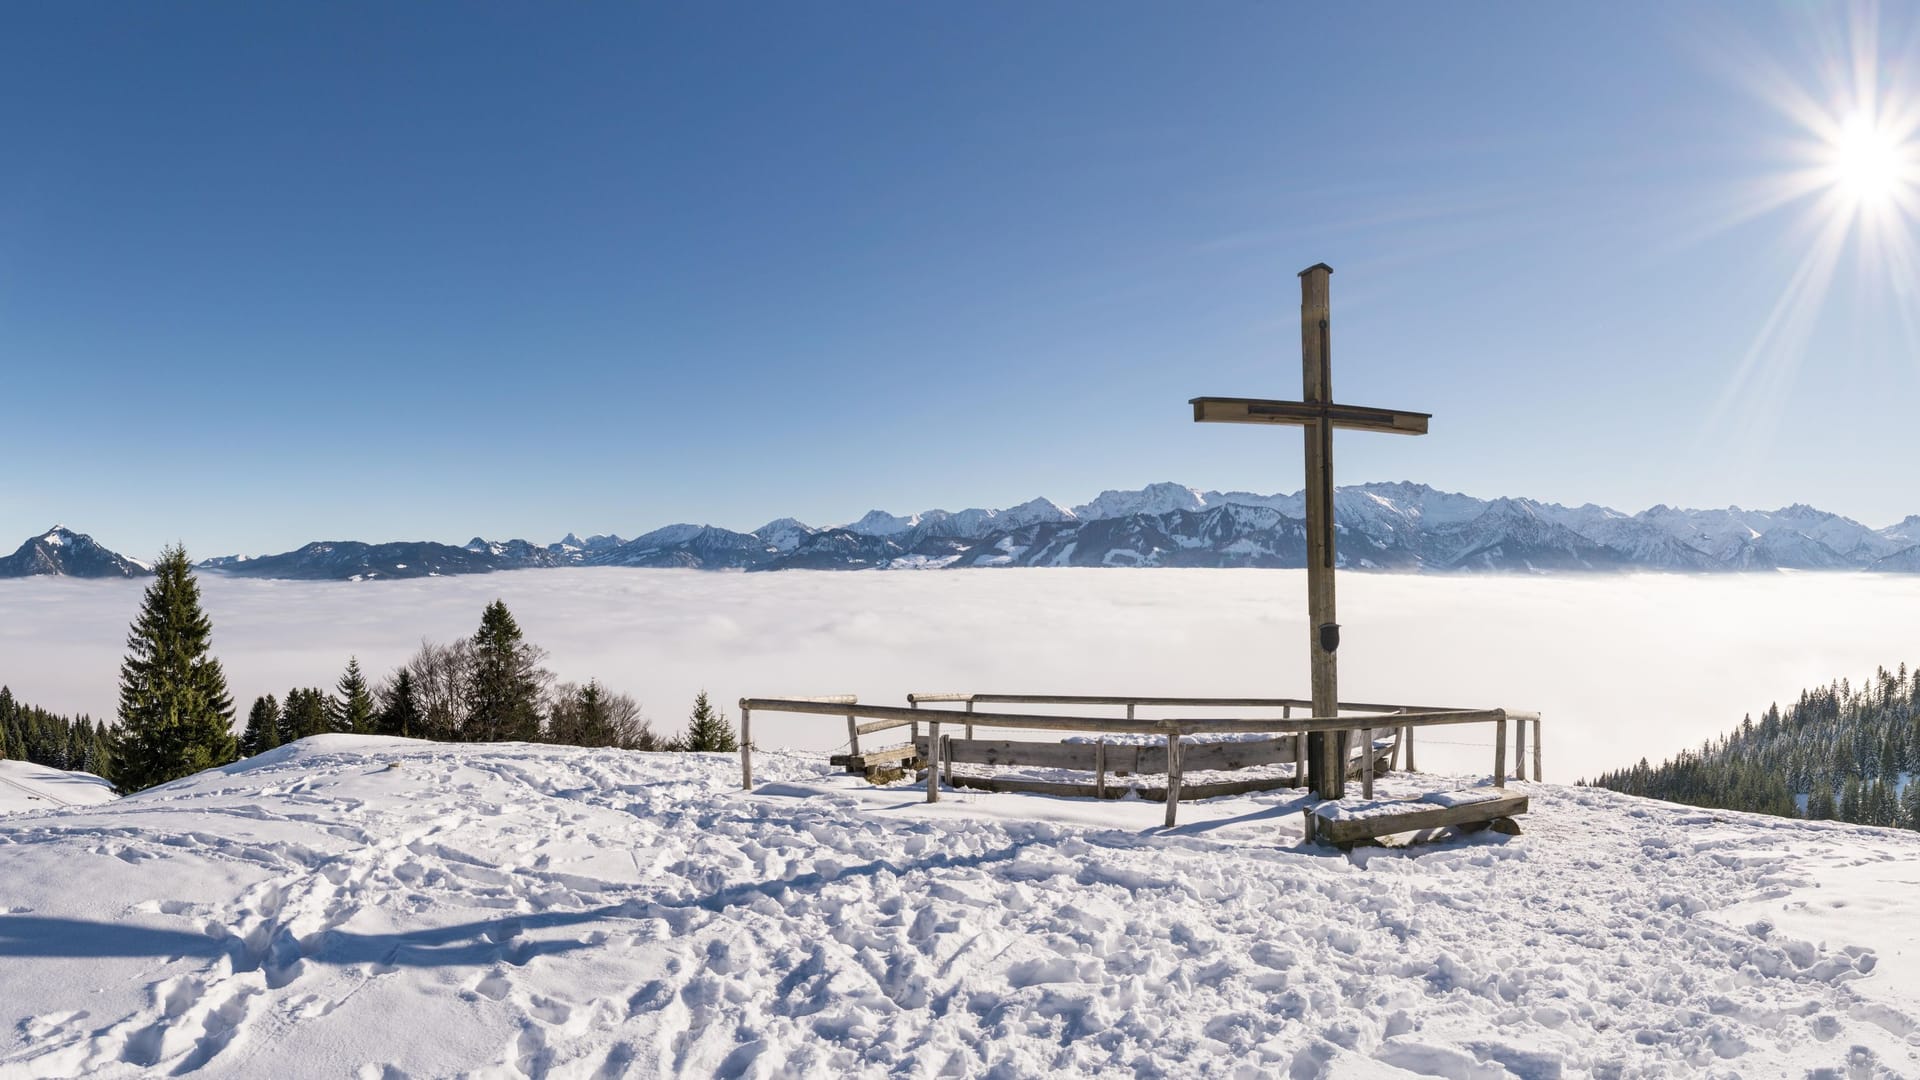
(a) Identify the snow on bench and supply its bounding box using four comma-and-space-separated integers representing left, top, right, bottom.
1304, 789, 1528, 849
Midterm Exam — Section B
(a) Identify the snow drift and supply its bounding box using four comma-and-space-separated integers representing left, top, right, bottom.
1, 736, 1916, 1077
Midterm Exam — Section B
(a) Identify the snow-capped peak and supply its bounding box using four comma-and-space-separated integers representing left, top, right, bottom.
844, 510, 923, 537
753, 518, 817, 552
1072, 482, 1207, 521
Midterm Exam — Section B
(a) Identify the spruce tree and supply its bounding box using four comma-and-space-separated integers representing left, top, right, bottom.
464, 601, 545, 742
281, 688, 330, 742
240, 694, 282, 757
111, 546, 237, 792
331, 658, 376, 734
376, 668, 421, 738
680, 690, 737, 753
1808, 782, 1836, 820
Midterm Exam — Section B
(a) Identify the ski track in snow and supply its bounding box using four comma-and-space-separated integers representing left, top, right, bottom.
0, 737, 1916, 1078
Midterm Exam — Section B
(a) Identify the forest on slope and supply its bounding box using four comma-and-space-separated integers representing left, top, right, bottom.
1588, 663, 1920, 825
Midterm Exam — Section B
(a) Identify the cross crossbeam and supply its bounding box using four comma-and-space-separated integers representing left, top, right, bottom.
1189, 263, 1431, 801
1188, 397, 1430, 435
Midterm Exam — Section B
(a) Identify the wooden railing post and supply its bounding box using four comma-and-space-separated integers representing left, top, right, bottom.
927, 719, 941, 803
909, 698, 919, 745
965, 699, 974, 742
1404, 726, 1415, 772
847, 711, 861, 759
1533, 717, 1543, 782
739, 703, 752, 790
1361, 725, 1375, 798
1164, 729, 1183, 828
1493, 713, 1508, 788
1514, 714, 1528, 782
1287, 704, 1305, 788
942, 733, 954, 786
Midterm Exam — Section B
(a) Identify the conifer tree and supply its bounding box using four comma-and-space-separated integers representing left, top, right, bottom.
240, 694, 282, 757
680, 690, 737, 753
1807, 783, 1836, 820
464, 601, 546, 742
330, 658, 376, 734
110, 546, 237, 792
280, 687, 330, 742
376, 668, 421, 738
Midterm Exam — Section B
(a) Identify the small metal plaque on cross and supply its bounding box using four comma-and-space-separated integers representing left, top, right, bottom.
1190, 263, 1430, 801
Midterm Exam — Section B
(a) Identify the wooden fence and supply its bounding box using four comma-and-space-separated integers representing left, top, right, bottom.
738, 693, 1543, 828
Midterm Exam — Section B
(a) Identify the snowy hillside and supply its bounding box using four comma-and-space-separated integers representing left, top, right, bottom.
0, 760, 115, 814
1, 737, 1916, 1077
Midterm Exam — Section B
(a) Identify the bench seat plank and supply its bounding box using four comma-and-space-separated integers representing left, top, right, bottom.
1307, 792, 1528, 846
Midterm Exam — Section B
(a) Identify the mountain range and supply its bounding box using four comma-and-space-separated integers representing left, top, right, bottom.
8, 482, 1920, 580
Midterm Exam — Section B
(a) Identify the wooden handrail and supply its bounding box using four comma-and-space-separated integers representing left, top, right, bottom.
906, 691, 1487, 715
741, 697, 1511, 736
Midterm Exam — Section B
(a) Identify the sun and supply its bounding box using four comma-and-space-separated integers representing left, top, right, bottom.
1699, 5, 1920, 442
1828, 110, 1908, 208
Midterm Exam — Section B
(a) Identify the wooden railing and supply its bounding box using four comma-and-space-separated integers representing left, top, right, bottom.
738, 693, 1542, 827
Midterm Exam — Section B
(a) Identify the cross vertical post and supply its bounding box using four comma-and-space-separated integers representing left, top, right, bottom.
1189, 261, 1432, 803
1299, 264, 1343, 799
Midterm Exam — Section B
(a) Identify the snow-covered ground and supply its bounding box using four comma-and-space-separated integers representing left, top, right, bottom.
2, 736, 1918, 1078
0, 760, 115, 814
4, 569, 1918, 779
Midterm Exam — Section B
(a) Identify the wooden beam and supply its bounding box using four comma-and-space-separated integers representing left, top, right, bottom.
927, 720, 941, 804
739, 704, 752, 790
1361, 725, 1375, 798
942, 773, 1301, 803
913, 735, 1299, 774
830, 743, 922, 769
1494, 714, 1508, 789
1190, 396, 1430, 435
1307, 794, 1529, 847
1164, 734, 1182, 828
910, 693, 1473, 712
1533, 717, 1543, 782
1302, 264, 1341, 800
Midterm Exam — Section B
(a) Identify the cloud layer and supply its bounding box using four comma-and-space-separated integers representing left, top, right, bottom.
3, 569, 1913, 780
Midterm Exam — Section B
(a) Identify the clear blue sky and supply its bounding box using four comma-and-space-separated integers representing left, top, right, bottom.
4, 2, 1917, 558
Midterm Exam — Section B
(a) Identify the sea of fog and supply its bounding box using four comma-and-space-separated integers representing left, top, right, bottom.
2, 568, 1914, 779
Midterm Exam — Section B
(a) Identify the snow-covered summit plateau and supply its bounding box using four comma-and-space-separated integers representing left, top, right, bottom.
1, 736, 1915, 1076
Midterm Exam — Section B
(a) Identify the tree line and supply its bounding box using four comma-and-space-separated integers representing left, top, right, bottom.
45, 546, 739, 793
0, 687, 112, 777
1586, 663, 1920, 828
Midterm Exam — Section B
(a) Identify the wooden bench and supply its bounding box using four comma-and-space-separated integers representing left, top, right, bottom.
1303, 791, 1527, 850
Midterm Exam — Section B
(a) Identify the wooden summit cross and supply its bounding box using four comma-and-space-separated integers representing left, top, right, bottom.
1191, 263, 1430, 801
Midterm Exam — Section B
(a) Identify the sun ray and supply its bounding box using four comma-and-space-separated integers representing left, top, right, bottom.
1694, 1, 1920, 450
